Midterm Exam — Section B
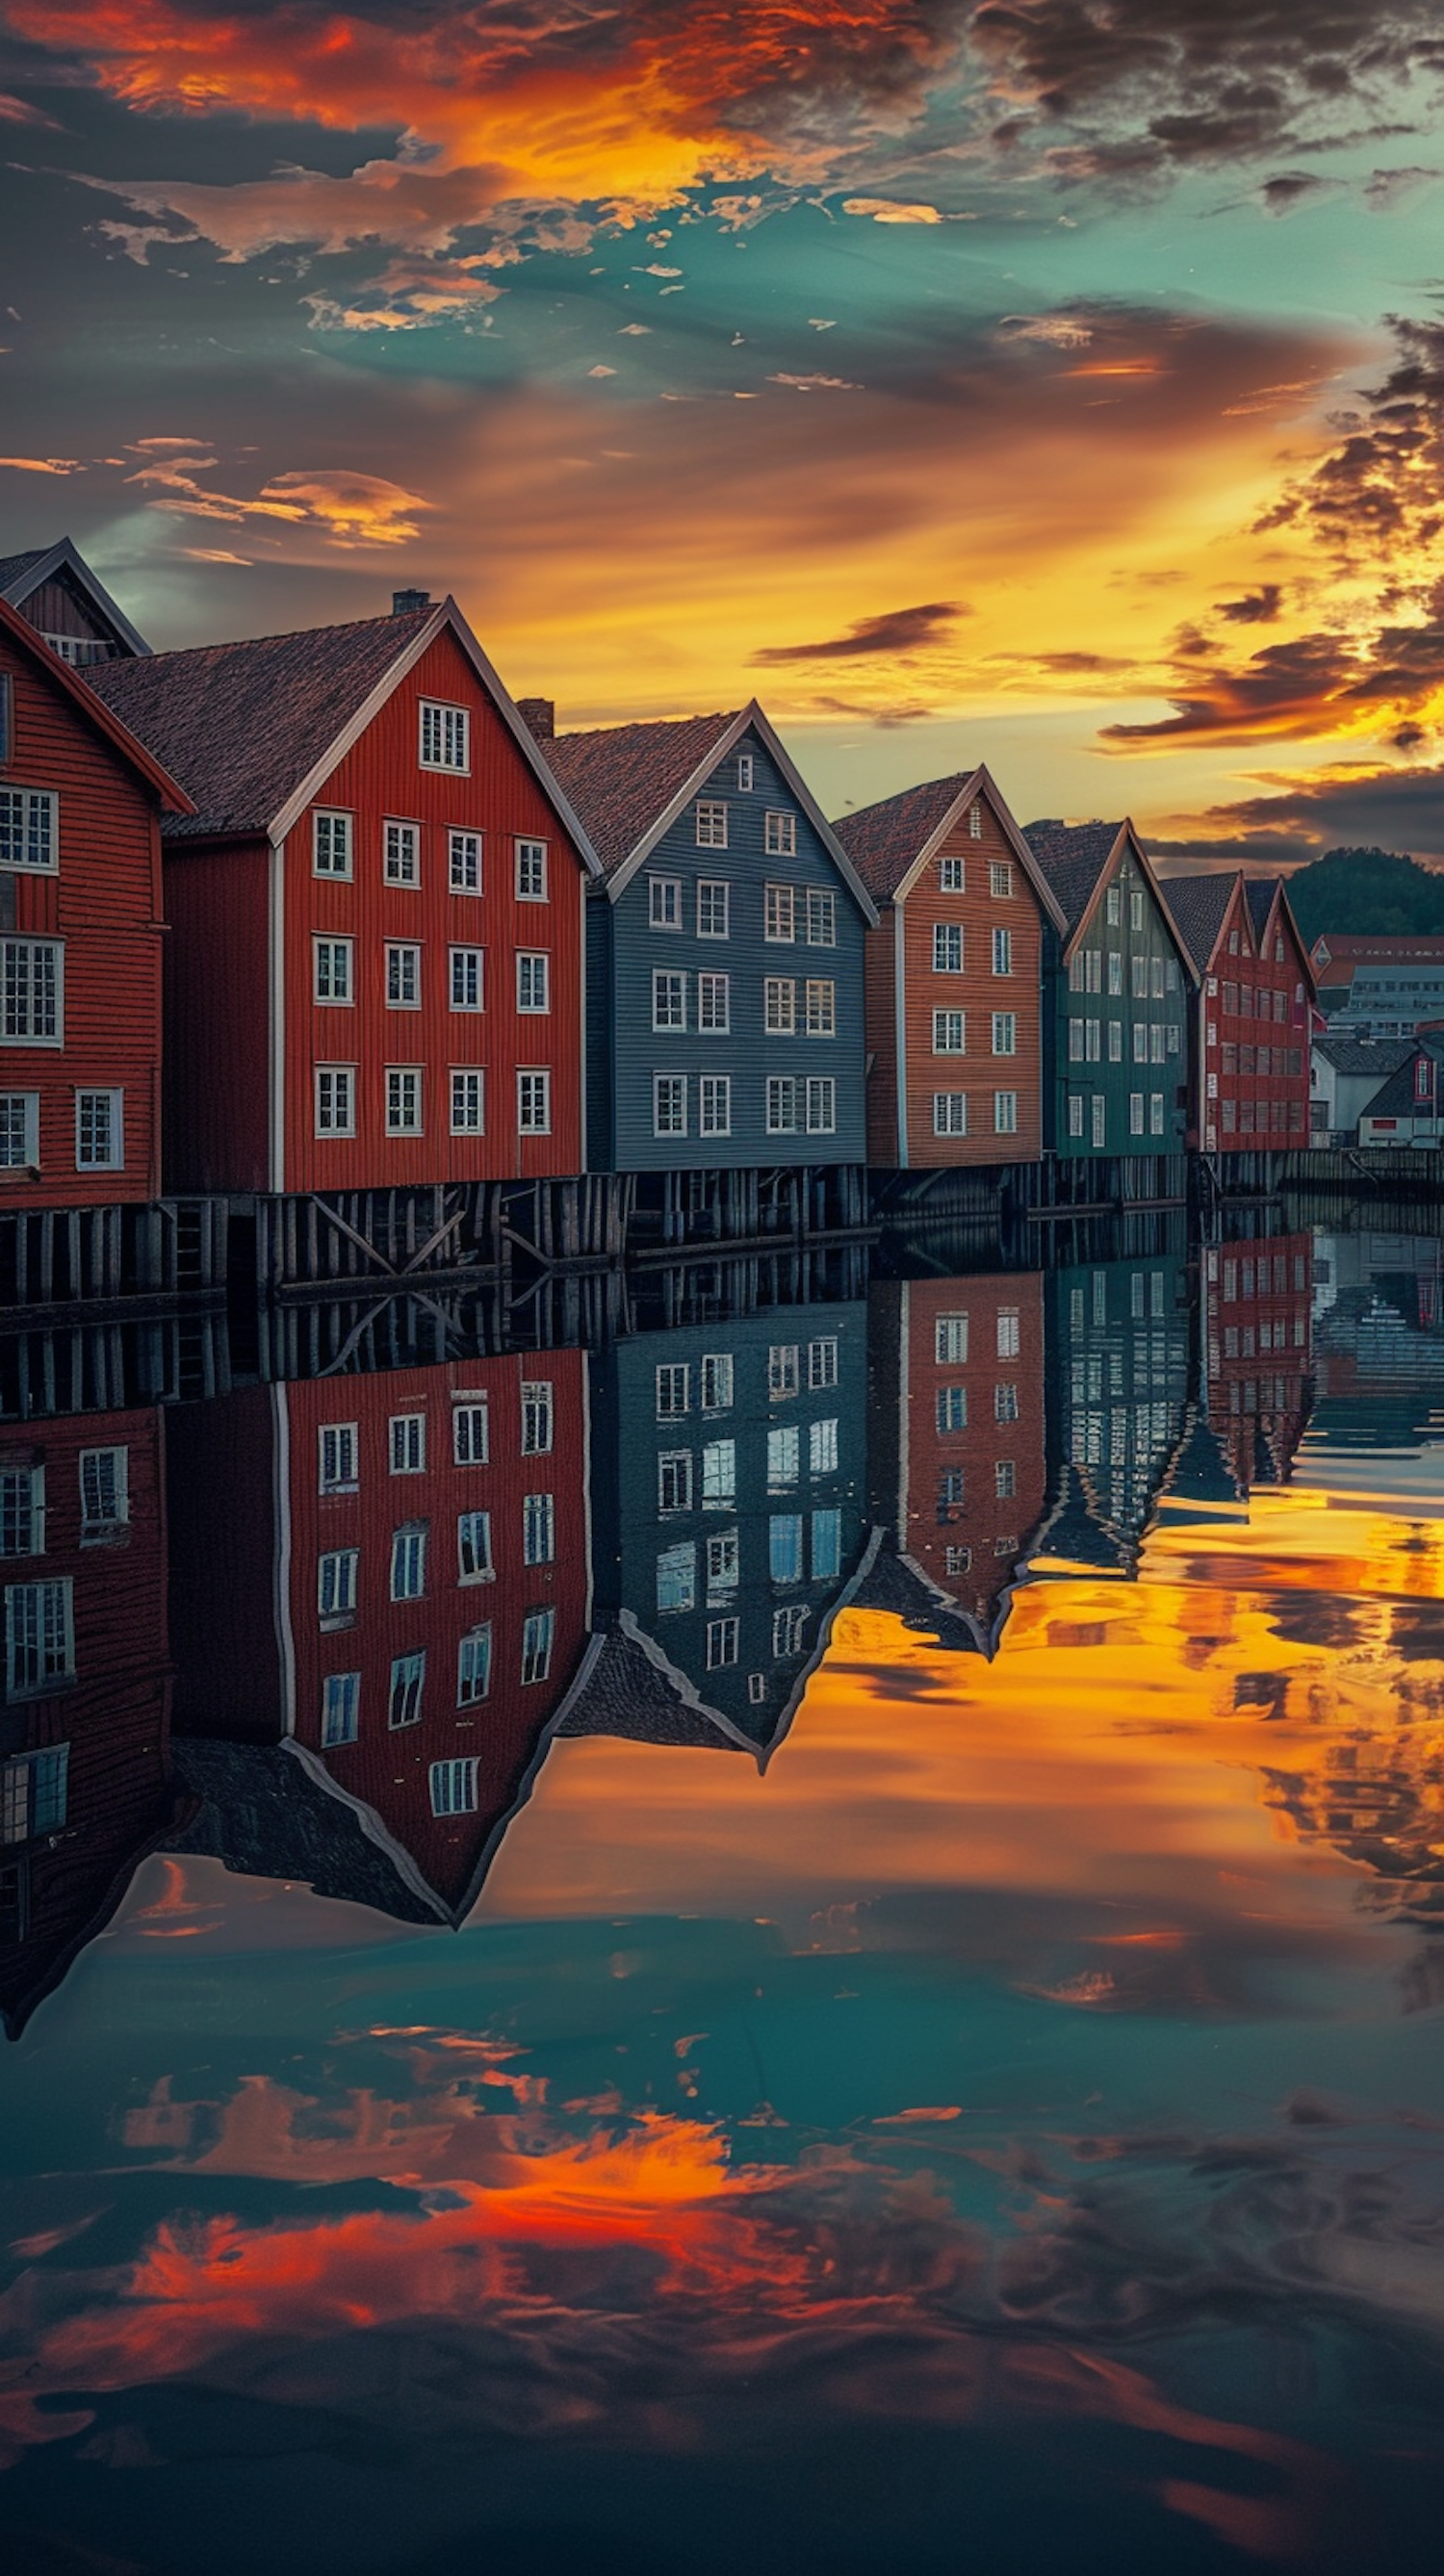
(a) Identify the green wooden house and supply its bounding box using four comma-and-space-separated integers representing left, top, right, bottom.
1023, 820, 1196, 1158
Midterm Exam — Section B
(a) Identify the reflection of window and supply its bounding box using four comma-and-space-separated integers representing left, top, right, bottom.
390, 1525, 427, 1600
707, 1532, 739, 1593
521, 1609, 554, 1685
773, 1605, 810, 1657
706, 1615, 739, 1668
943, 1544, 971, 1577
430, 1757, 478, 1816
319, 1423, 358, 1492
657, 1542, 696, 1612
996, 1308, 1019, 1359
521, 1381, 554, 1455
457, 1511, 492, 1584
658, 1451, 693, 1512
809, 1418, 838, 1474
768, 1345, 800, 1398
812, 1508, 841, 1580
994, 1459, 1016, 1499
523, 1492, 554, 1565
994, 1382, 1019, 1423
657, 1363, 690, 1416
936, 1313, 967, 1363
768, 1514, 803, 1584
767, 1427, 800, 1491
388, 1650, 425, 1728
809, 1337, 838, 1389
702, 1440, 735, 1508
456, 1629, 492, 1706
453, 1402, 488, 1464
321, 1672, 359, 1746
390, 1412, 425, 1474
0, 1466, 42, 1558
1, 1744, 68, 1844
4, 1578, 72, 1694
318, 1548, 358, 1623
937, 1386, 967, 1432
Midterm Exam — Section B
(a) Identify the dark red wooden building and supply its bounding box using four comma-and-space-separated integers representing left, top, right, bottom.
0, 598, 191, 1208
89, 596, 600, 1195
1163, 871, 1315, 1154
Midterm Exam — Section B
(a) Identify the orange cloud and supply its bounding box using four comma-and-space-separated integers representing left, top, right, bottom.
122, 443, 431, 545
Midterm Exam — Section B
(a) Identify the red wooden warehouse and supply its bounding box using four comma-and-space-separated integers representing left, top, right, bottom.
1163, 872, 1315, 1155
89, 595, 600, 1196
0, 598, 191, 1207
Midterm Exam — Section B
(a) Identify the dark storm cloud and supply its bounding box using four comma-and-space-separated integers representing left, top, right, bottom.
1164, 765, 1444, 863
752, 599, 967, 661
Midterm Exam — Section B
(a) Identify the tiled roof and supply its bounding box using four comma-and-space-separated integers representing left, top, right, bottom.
0, 547, 46, 598
1313, 1033, 1414, 1074
831, 772, 975, 903
544, 711, 739, 877
1022, 820, 1122, 939
87, 609, 434, 837
1160, 869, 1237, 974
1244, 877, 1278, 944
1359, 1057, 1424, 1121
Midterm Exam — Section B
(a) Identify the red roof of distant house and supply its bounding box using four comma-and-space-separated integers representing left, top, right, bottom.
1310, 933, 1444, 979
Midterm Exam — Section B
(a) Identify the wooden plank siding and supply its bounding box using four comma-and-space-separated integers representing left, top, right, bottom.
1197, 885, 1313, 1154
1045, 848, 1192, 1159
163, 837, 271, 1194
0, 624, 166, 1205
897, 806, 1044, 1166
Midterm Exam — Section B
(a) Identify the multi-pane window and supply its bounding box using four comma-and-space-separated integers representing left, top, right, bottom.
806, 889, 836, 945
386, 943, 421, 1008
0, 787, 56, 872
653, 970, 686, 1030
390, 1524, 427, 1601
457, 1628, 492, 1706
696, 801, 729, 847
805, 979, 835, 1036
517, 951, 550, 1013
707, 1532, 738, 1592
1, 1746, 69, 1851
654, 1073, 687, 1137
944, 1544, 971, 1577
764, 976, 796, 1034
1106, 884, 1122, 926
388, 1650, 425, 1729
1149, 1093, 1165, 1135
768, 1514, 804, 1584
523, 1491, 554, 1565
769, 1343, 800, 1398
521, 1379, 554, 1455
452, 1399, 488, 1464
1068, 1095, 1085, 1138
809, 1418, 838, 1474
764, 884, 795, 942
992, 1013, 1016, 1055
1091, 1095, 1106, 1147
450, 946, 483, 1011
314, 938, 352, 1004
1108, 951, 1123, 995
697, 880, 730, 938
521, 1608, 554, 1686
994, 1459, 1017, 1500
657, 1543, 695, 1612
989, 860, 1014, 897
75, 1091, 122, 1170
517, 1069, 552, 1133
766, 1075, 798, 1133
316, 1066, 355, 1136
389, 1411, 425, 1474
702, 1438, 736, 1507
318, 1423, 358, 1492
767, 1426, 800, 1491
993, 1091, 1018, 1135
4, 1578, 73, 1694
1108, 1020, 1122, 1061
431, 1756, 478, 1816
809, 1337, 838, 1389
699, 1074, 731, 1135
449, 828, 481, 892
697, 971, 730, 1032
774, 1605, 810, 1658
451, 1069, 484, 1134
516, 839, 548, 900
996, 1308, 1019, 1358
936, 1313, 968, 1362
658, 1450, 693, 1512
806, 1077, 836, 1133
80, 1447, 127, 1537
933, 1010, 966, 1054
706, 1615, 739, 1669
314, 811, 353, 877
967, 803, 983, 840
994, 1381, 1019, 1423
701, 1352, 734, 1411
2, 940, 61, 1043
812, 1508, 842, 1579
933, 924, 964, 973
457, 1509, 492, 1583
384, 820, 420, 885
657, 1363, 690, 1417
939, 857, 965, 892
764, 811, 796, 856
386, 1068, 423, 1133
937, 1385, 967, 1432
1130, 888, 1145, 931
318, 1547, 358, 1623
934, 1093, 967, 1135
992, 928, 1013, 975
0, 1466, 41, 1557
321, 1671, 360, 1745
736, 753, 754, 790
1132, 1023, 1147, 1065
419, 700, 470, 770
649, 876, 683, 929
0, 1092, 37, 1169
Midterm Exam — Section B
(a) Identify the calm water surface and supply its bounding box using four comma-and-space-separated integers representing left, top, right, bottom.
2, 1211, 1443, 2574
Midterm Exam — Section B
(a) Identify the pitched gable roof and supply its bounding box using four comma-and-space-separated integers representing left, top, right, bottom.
88, 596, 599, 866
1359, 1054, 1428, 1120
832, 764, 1068, 929
0, 534, 151, 657
0, 547, 46, 595
1022, 820, 1122, 939
1159, 869, 1239, 976
0, 599, 191, 813
1244, 877, 1277, 946
1313, 1033, 1415, 1076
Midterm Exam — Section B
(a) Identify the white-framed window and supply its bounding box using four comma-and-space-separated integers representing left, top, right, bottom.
936, 1312, 968, 1362
318, 1546, 358, 1623
933, 1011, 966, 1054
451, 1069, 484, 1134
702, 1438, 736, 1507
706, 1614, 739, 1669
1108, 951, 1123, 996
453, 1398, 489, 1464
701, 1352, 734, 1411
318, 1422, 358, 1492
994, 1459, 1016, 1500
314, 937, 352, 1005
933, 924, 963, 973
517, 1069, 552, 1134
769, 1514, 804, 1584
805, 979, 835, 1037
943, 1544, 971, 1577
0, 1465, 42, 1557
967, 803, 983, 841
74, 1089, 122, 1172
766, 1075, 798, 1134
764, 810, 796, 857
993, 1090, 1018, 1136
1108, 1019, 1122, 1061
457, 1509, 492, 1584
1130, 888, 1145, 932
420, 699, 470, 772
315, 1066, 355, 1137
1, 940, 61, 1045
313, 810, 353, 878
806, 888, 836, 946
516, 838, 548, 901
450, 946, 483, 1011
1091, 1095, 1106, 1147
321, 1671, 360, 1746
649, 876, 683, 930
937, 1385, 967, 1432
658, 1449, 693, 1512
657, 1362, 690, 1417
431, 1755, 478, 1813
1131, 1022, 1147, 1065
653, 969, 686, 1031
656, 1542, 695, 1613
933, 1092, 967, 1135
774, 1604, 810, 1658
386, 1067, 423, 1134
1068, 1095, 1085, 1139
767, 1425, 800, 1491
698, 879, 730, 939
707, 1531, 739, 1592
387, 1413, 426, 1479
809, 1417, 838, 1474
994, 1381, 1019, 1423
990, 859, 1014, 897
0, 787, 57, 873
79, 1446, 128, 1537
1130, 956, 1148, 999
768, 1343, 799, 1399
386, 942, 421, 1009
388, 1650, 425, 1729
1, 1743, 69, 1845
4, 1577, 73, 1695
1148, 1023, 1164, 1064
696, 801, 729, 848
455, 1620, 492, 1703
764, 976, 796, 1035
764, 883, 795, 943
748, 1670, 768, 1705
449, 828, 481, 893
654, 1073, 687, 1137
939, 856, 965, 892
697, 971, 730, 1033
699, 1074, 731, 1136
806, 1077, 836, 1133
384, 819, 420, 886
390, 1524, 427, 1601
0, 1091, 38, 1170
992, 927, 1013, 976
809, 1336, 838, 1389
1149, 1092, 1165, 1135
521, 1379, 554, 1455
523, 1491, 555, 1565
736, 753, 754, 791
996, 1307, 1019, 1359
1106, 884, 1122, 927
1149, 956, 1165, 1001
992, 1013, 1016, 1056
521, 1608, 554, 1686
517, 951, 550, 1014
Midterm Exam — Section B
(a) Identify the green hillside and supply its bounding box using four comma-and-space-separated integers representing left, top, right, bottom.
1286, 847, 1444, 942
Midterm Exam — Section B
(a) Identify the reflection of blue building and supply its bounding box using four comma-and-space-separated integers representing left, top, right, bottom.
1031, 1230, 1192, 1575
581, 1303, 875, 1754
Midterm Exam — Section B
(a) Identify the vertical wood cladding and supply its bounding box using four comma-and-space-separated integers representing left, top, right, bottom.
899, 804, 1045, 1166
0, 632, 165, 1202
163, 838, 270, 1193
864, 909, 898, 1166
1198, 885, 1313, 1154
1048, 849, 1192, 1158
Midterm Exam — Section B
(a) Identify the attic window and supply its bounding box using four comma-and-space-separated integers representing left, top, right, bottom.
736, 753, 754, 791
419, 700, 470, 773
967, 804, 982, 839
42, 635, 108, 668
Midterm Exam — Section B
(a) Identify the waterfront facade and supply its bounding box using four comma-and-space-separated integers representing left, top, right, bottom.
1024, 821, 1195, 1159
1165, 871, 1314, 1153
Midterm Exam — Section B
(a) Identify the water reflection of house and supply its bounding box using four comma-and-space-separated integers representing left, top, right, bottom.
575, 1305, 875, 1759
1202, 1229, 1313, 1493
168, 1355, 597, 1921
2, 1406, 184, 2035
864, 1275, 1047, 1652
1031, 1237, 1192, 1574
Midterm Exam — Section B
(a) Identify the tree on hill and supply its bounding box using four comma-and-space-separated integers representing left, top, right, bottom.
1285, 846, 1444, 943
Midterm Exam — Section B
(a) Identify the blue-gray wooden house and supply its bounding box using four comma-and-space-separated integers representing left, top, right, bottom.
544, 705, 877, 1172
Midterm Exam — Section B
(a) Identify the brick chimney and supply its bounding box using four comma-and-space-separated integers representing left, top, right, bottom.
392, 588, 431, 616
517, 697, 555, 742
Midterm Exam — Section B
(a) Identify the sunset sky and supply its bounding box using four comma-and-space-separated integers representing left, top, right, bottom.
6, 5, 1444, 855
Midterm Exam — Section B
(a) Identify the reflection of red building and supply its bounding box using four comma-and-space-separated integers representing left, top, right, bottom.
1203, 1230, 1313, 1490
168, 1353, 595, 1919
868, 1274, 1046, 1647
2, 1404, 182, 2035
